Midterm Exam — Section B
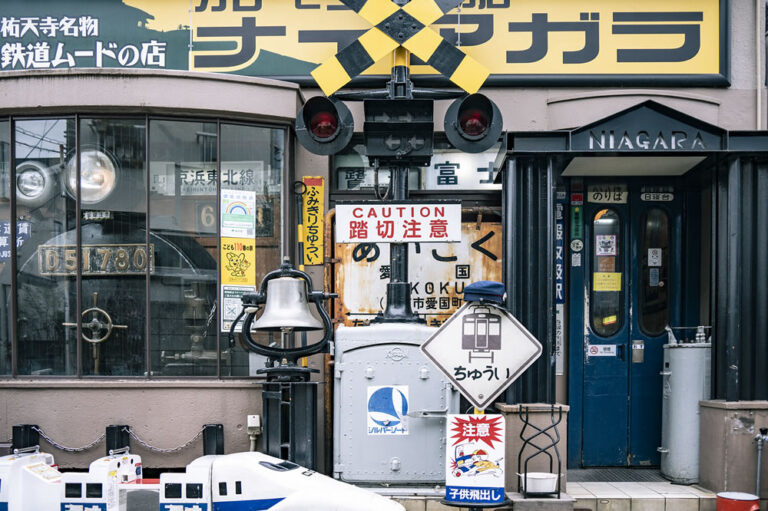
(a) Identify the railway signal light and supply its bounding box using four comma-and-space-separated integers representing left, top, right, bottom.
363, 99, 434, 166
444, 94, 503, 153
296, 96, 354, 155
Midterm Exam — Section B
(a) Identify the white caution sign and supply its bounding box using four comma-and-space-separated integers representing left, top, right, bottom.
421, 302, 542, 410
335, 202, 462, 243
446, 414, 506, 506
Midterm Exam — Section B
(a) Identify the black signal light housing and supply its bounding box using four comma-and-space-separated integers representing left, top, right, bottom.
444, 94, 503, 153
296, 96, 354, 155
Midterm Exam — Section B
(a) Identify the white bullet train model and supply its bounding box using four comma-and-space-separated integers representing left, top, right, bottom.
0, 446, 404, 511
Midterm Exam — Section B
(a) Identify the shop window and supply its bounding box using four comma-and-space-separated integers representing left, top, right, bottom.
77, 118, 147, 376
218, 123, 284, 376
149, 119, 219, 377
1, 116, 285, 378
590, 208, 624, 337
639, 208, 670, 336
14, 118, 78, 376
0, 120, 9, 375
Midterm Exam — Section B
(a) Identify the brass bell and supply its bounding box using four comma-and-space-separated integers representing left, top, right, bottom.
251, 276, 323, 331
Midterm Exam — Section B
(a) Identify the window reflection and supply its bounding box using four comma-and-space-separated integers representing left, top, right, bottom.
0, 120, 9, 374
219, 124, 283, 376
78, 118, 147, 376
590, 208, 623, 337
2, 117, 285, 378
639, 208, 670, 336
14, 119, 77, 375
149, 120, 218, 376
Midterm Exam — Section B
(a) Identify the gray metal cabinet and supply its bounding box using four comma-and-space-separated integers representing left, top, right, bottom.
333, 323, 459, 483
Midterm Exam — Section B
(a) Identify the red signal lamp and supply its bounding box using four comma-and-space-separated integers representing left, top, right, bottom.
445, 93, 503, 153
296, 96, 354, 155
309, 111, 339, 139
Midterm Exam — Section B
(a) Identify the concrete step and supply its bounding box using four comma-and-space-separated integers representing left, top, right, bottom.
390, 483, 723, 511
567, 481, 717, 511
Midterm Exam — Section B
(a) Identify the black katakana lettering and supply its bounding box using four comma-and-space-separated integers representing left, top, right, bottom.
613, 12, 702, 62
507, 12, 600, 64
194, 17, 285, 68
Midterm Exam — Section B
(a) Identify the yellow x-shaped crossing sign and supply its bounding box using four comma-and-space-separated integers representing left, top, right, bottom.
311, 0, 490, 96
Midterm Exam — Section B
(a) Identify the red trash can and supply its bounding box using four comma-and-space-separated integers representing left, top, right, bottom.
716, 492, 760, 511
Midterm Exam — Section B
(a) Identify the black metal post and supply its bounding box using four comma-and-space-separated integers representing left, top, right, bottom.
373, 47, 425, 324
106, 424, 130, 455
203, 424, 224, 455
12, 424, 39, 451
378, 165, 422, 322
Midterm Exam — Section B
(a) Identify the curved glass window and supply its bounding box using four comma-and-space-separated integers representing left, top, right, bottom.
1, 116, 285, 378
639, 208, 670, 336
590, 208, 623, 337
0, 120, 9, 375
15, 118, 77, 375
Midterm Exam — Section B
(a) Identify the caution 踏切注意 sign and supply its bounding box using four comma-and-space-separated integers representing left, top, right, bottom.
335, 201, 462, 243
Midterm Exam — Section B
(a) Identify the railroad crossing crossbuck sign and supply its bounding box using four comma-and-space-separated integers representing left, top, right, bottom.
420, 302, 543, 410
311, 0, 490, 96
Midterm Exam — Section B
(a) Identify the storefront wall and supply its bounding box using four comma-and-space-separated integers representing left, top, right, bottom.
0, 0, 765, 474
0, 70, 301, 468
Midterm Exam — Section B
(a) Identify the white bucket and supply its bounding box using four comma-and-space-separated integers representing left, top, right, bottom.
518, 472, 559, 493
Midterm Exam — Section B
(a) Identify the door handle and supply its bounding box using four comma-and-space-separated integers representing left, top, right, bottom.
617, 344, 625, 361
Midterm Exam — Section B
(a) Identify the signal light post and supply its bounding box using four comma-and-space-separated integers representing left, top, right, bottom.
366, 47, 429, 323
294, 6, 503, 322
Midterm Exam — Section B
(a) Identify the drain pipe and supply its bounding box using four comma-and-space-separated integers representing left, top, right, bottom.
756, 0, 762, 129
756, 428, 768, 496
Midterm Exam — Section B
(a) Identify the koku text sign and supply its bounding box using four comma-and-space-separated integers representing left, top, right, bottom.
0, 0, 726, 85
335, 202, 461, 243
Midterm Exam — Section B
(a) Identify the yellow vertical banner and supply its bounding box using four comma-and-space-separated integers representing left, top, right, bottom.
221, 238, 256, 286
302, 176, 325, 266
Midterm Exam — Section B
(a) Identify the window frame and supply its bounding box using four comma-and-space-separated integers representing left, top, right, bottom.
0, 114, 288, 380
589, 207, 625, 338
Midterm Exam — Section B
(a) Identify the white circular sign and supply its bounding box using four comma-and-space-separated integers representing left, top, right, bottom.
570, 239, 584, 252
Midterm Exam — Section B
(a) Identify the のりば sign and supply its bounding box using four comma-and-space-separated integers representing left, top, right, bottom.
335, 201, 462, 243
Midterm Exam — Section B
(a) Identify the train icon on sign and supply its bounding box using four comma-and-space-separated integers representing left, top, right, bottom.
462, 306, 502, 363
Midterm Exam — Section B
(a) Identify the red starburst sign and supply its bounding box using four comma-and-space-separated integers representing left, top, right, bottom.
449, 415, 504, 448
446, 414, 506, 505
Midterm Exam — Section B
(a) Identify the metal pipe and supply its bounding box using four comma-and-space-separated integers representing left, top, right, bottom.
756, 0, 763, 129
757, 428, 768, 497
757, 434, 763, 497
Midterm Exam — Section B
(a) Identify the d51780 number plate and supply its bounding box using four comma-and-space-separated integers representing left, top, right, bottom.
37, 244, 155, 276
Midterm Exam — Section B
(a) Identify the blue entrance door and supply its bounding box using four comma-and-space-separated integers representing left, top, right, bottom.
580, 182, 682, 467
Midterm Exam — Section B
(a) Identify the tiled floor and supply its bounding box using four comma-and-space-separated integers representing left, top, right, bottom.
567, 481, 716, 511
